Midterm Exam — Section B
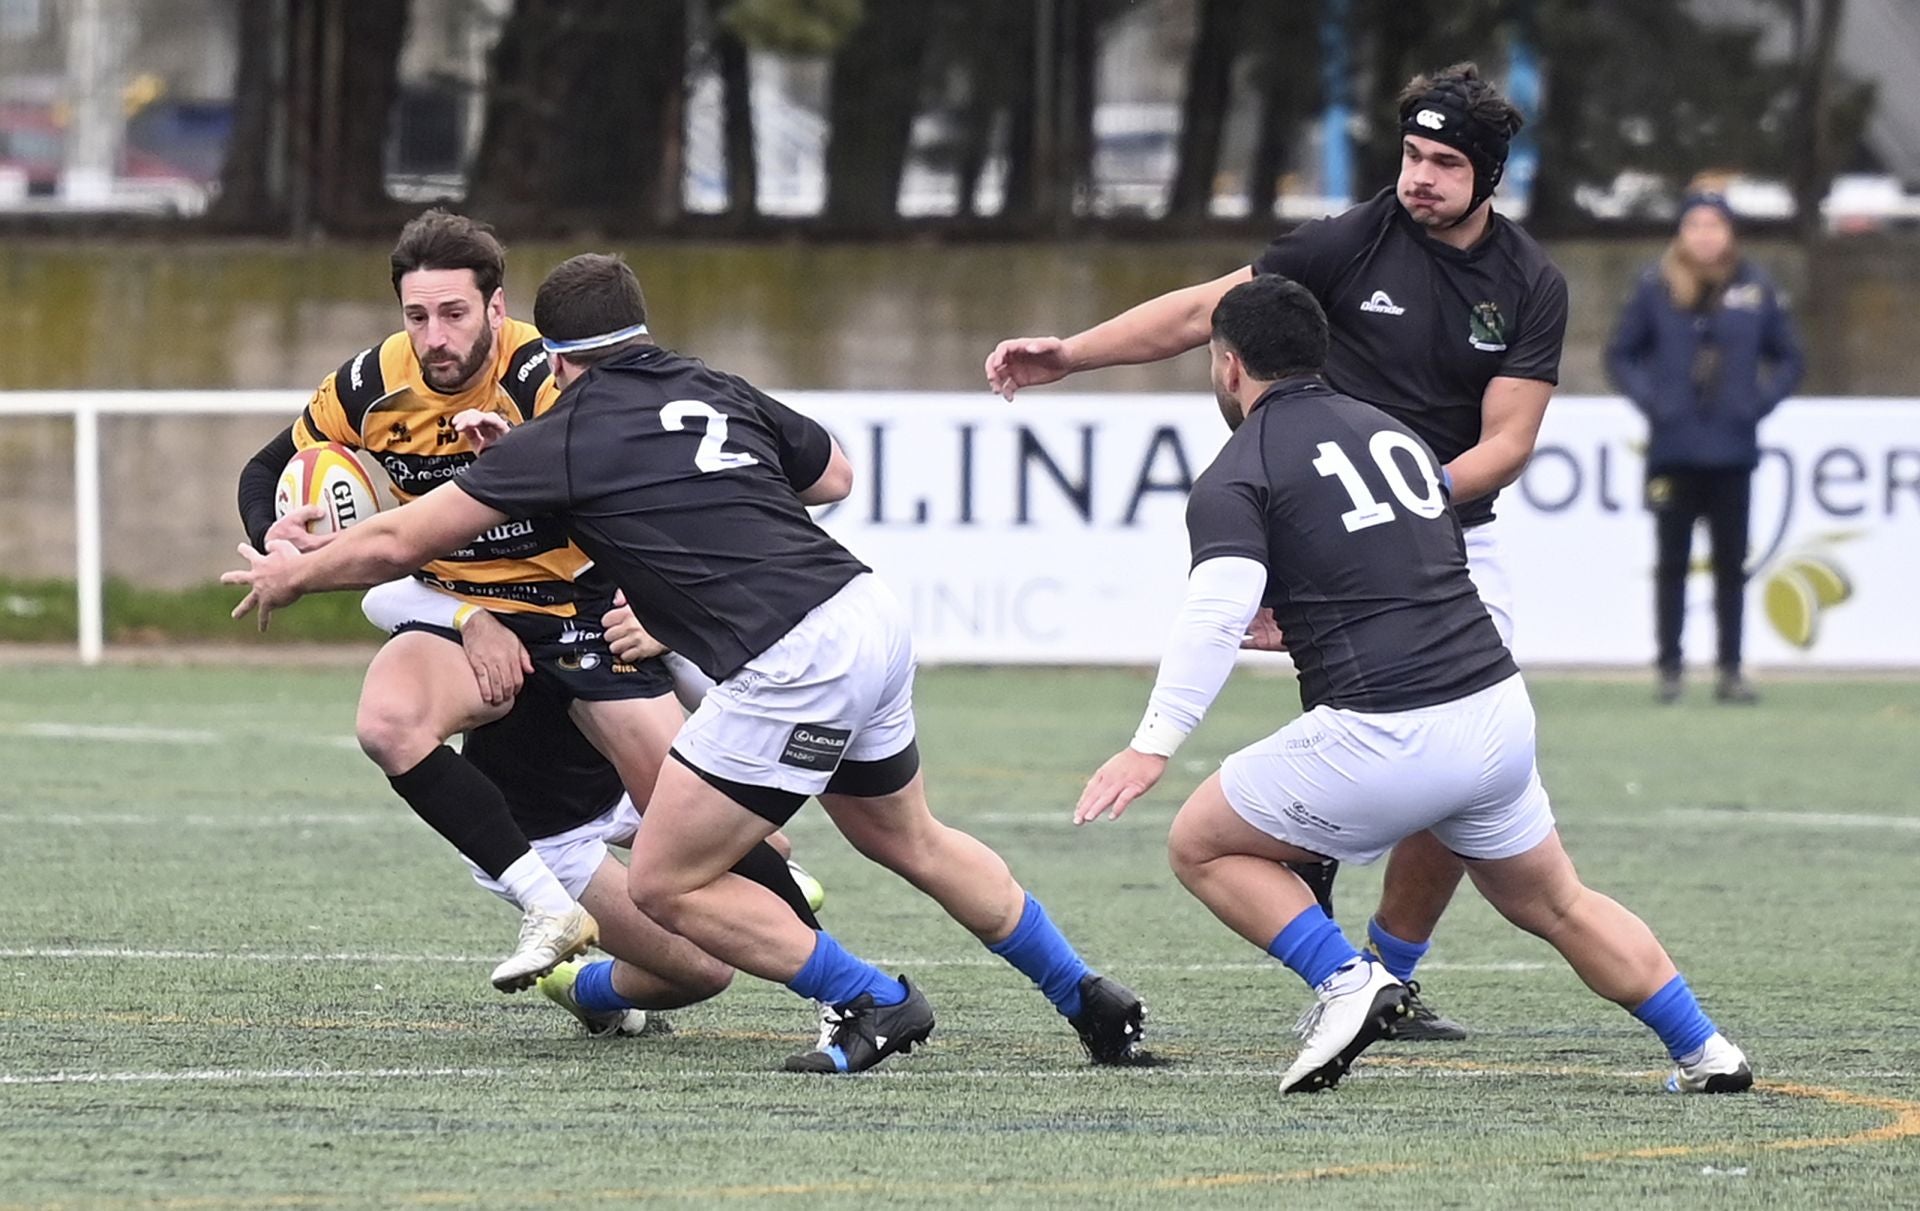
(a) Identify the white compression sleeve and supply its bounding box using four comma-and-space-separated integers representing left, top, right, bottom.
360, 577, 477, 635
1130, 555, 1268, 757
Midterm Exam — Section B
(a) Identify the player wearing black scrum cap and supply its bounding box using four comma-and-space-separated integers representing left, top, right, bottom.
986, 63, 1570, 1042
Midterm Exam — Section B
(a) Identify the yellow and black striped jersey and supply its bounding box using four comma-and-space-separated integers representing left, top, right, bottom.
292, 318, 597, 617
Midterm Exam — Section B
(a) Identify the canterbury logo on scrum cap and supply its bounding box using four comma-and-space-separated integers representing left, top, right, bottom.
1415, 109, 1447, 131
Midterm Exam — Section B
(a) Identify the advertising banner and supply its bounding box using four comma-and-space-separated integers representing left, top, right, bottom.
790, 394, 1920, 668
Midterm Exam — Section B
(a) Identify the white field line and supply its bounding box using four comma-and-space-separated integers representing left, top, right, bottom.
1655, 808, 1920, 833
0, 946, 1548, 974
975, 807, 1920, 831
0, 1066, 512, 1087
0, 812, 399, 828
5, 805, 1916, 834
0, 720, 362, 750
0, 722, 220, 744
6, 1063, 1898, 1087
3, 722, 1915, 835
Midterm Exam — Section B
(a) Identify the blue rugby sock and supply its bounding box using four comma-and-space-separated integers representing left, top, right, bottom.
987, 893, 1091, 1018
1268, 905, 1364, 990
571, 960, 638, 1014
787, 931, 907, 1009
1366, 917, 1431, 983
1632, 974, 1718, 1061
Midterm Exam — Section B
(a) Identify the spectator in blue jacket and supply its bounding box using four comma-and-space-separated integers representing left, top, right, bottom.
1606, 191, 1805, 704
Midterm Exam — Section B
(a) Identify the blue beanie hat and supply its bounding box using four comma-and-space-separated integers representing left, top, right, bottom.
1678, 191, 1735, 227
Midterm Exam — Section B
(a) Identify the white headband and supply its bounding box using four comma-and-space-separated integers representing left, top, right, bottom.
542, 323, 650, 356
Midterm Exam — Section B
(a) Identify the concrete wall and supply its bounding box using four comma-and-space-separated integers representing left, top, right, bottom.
1, 235, 1914, 586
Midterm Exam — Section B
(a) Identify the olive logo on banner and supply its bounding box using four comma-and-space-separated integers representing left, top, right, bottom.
1756, 534, 1859, 650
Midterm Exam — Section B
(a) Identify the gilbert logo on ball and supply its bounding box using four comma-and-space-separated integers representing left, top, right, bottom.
275, 443, 383, 534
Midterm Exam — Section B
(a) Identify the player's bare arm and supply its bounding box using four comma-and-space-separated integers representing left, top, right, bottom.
985, 267, 1250, 400
224, 483, 506, 628
1443, 377, 1553, 504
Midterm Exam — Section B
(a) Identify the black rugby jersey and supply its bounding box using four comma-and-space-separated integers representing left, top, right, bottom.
1252, 188, 1569, 528
458, 344, 869, 682
1187, 376, 1516, 713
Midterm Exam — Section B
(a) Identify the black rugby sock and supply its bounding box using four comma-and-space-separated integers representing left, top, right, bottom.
1287, 858, 1340, 917
388, 745, 534, 880
730, 840, 821, 929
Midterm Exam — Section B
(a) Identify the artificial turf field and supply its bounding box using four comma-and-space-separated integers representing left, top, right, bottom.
1, 663, 1916, 1210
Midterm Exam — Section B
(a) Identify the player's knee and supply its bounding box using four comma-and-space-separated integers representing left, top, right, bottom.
1490, 884, 1577, 940
354, 698, 438, 775
839, 818, 927, 874
627, 876, 690, 931
1165, 813, 1213, 887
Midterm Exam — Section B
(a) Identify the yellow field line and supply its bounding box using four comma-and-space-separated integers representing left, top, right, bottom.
1381, 1056, 1920, 1159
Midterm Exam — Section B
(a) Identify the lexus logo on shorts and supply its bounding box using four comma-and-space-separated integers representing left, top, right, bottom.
780, 724, 851, 771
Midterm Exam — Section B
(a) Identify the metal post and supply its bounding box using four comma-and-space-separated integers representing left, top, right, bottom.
1320, 0, 1353, 206
61, 0, 122, 205
73, 406, 104, 666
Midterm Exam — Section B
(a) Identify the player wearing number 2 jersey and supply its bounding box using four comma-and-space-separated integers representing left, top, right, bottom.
223, 252, 1148, 1075
1075, 275, 1750, 1096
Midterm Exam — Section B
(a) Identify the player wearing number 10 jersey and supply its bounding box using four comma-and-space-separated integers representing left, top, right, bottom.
1075, 275, 1750, 1096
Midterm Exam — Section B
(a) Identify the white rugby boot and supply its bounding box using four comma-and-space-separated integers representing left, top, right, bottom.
1665, 1032, 1754, 1093
1280, 959, 1409, 1094
490, 904, 599, 992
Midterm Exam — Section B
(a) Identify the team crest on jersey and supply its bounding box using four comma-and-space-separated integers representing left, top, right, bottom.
1469, 301, 1508, 352
388, 421, 411, 442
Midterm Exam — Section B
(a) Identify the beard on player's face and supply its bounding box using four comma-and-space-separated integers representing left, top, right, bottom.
1210, 364, 1246, 432
420, 315, 494, 393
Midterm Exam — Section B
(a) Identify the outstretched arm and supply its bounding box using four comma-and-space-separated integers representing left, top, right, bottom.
985, 267, 1252, 399
222, 483, 506, 629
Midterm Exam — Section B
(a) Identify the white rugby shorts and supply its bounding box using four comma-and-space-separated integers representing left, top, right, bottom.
1220, 673, 1555, 865
670, 573, 918, 799
463, 793, 640, 905
1463, 521, 1515, 646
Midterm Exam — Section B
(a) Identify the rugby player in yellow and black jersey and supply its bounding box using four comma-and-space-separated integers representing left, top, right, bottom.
235, 210, 682, 993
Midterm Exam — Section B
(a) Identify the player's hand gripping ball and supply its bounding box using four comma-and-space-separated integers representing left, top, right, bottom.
275, 443, 382, 534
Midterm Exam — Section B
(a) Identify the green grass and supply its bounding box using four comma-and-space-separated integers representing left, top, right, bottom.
0, 578, 381, 644
1, 666, 1916, 1210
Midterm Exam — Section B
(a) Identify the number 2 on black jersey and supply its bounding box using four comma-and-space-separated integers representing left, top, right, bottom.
661, 400, 760, 474
1311, 432, 1445, 533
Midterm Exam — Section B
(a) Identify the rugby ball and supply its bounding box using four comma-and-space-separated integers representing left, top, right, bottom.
275, 443, 381, 533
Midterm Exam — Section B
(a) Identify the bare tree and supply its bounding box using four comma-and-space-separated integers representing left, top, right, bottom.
1168, 0, 1243, 221
468, 0, 686, 234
